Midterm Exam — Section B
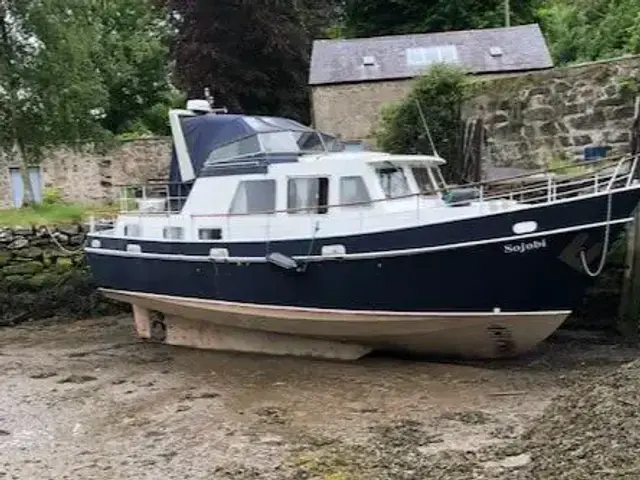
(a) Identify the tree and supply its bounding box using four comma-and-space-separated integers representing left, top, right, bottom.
375, 64, 472, 182
167, 0, 341, 124
538, 0, 640, 64
343, 0, 540, 38
85, 0, 179, 135
0, 0, 109, 205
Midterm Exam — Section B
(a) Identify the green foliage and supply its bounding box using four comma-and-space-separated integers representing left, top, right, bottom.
343, 0, 541, 37
375, 64, 472, 182
0, 203, 119, 227
167, 0, 341, 124
42, 187, 64, 206
85, 0, 176, 135
538, 0, 640, 64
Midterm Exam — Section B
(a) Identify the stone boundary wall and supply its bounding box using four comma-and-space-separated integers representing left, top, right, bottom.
467, 56, 640, 169
0, 137, 172, 210
0, 225, 125, 325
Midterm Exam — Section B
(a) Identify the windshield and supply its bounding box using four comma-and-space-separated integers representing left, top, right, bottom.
206, 130, 344, 164
377, 167, 410, 198
412, 166, 447, 195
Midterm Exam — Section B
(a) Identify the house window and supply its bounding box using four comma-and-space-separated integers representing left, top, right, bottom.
163, 226, 184, 240
198, 228, 222, 240
229, 180, 276, 214
340, 176, 371, 207
124, 224, 141, 237
377, 167, 410, 198
406, 46, 459, 67
287, 177, 330, 214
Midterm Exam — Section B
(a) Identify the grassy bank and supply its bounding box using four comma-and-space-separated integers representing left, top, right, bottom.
0, 203, 119, 227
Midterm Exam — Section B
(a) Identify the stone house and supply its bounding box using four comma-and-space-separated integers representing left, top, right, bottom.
309, 23, 554, 148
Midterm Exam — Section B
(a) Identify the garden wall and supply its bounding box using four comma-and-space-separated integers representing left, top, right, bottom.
0, 224, 125, 326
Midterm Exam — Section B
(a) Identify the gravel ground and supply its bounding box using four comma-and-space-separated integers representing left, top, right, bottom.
0, 315, 638, 479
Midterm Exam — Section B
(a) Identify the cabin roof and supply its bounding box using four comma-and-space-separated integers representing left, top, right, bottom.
309, 24, 553, 86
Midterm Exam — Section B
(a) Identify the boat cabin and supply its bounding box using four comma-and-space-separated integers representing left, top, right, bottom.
114, 101, 454, 243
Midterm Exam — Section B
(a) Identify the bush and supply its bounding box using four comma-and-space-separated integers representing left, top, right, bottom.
374, 64, 472, 183
43, 187, 64, 206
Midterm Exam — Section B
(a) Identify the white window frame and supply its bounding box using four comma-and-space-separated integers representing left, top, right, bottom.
228, 179, 277, 215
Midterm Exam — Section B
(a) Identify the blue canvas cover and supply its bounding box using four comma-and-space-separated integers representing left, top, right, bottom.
169, 113, 315, 185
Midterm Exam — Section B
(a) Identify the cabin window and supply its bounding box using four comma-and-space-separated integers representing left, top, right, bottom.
163, 226, 184, 240
340, 176, 371, 207
287, 177, 330, 214
412, 167, 437, 195
377, 167, 410, 198
198, 228, 222, 240
124, 224, 141, 237
229, 180, 276, 214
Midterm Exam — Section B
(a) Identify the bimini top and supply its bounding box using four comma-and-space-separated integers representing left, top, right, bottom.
169, 112, 344, 183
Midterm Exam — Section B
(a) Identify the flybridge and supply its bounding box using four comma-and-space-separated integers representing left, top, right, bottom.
167, 99, 345, 184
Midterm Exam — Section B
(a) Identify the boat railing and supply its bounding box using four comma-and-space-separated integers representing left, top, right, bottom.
115, 181, 192, 214
98, 154, 639, 240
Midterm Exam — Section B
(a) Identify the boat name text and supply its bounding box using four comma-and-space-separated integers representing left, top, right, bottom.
503, 239, 547, 254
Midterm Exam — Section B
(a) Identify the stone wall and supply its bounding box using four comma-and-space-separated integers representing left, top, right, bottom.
311, 56, 640, 168
0, 137, 171, 209
468, 56, 640, 168
311, 79, 413, 142
0, 225, 125, 325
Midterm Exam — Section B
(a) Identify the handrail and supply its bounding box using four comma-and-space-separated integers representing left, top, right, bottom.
112, 153, 639, 218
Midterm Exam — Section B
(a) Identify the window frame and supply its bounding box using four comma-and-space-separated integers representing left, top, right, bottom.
163, 226, 184, 240
339, 175, 372, 208
228, 179, 277, 215
286, 176, 330, 214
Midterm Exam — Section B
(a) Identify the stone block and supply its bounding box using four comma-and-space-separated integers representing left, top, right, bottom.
2, 261, 44, 276
568, 111, 606, 130
26, 272, 61, 289
539, 122, 559, 136
527, 86, 553, 97
564, 103, 588, 115
0, 252, 12, 267
488, 112, 509, 124
607, 105, 636, 121
12, 226, 34, 236
59, 224, 81, 236
557, 135, 572, 147
554, 81, 572, 94
7, 237, 29, 250
15, 247, 44, 260
55, 258, 74, 272
595, 96, 628, 108
0, 229, 12, 244
572, 134, 593, 146
523, 106, 555, 122
607, 131, 630, 143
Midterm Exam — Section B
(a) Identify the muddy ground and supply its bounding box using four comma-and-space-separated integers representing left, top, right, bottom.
0, 315, 638, 480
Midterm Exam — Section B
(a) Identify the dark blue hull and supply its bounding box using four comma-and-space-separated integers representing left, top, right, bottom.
85, 188, 640, 313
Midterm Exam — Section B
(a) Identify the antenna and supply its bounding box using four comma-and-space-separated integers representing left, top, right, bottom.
415, 99, 440, 158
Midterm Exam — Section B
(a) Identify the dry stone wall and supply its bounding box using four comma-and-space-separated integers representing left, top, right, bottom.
0, 224, 125, 325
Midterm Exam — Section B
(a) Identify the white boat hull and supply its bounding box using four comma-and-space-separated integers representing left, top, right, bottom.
101, 288, 570, 361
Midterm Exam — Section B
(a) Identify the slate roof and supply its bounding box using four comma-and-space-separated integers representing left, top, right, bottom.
309, 24, 553, 86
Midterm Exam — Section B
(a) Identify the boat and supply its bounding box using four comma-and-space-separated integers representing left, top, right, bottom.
84, 98, 640, 360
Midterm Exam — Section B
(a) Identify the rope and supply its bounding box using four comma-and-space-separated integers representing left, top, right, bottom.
579, 191, 613, 277
43, 224, 85, 255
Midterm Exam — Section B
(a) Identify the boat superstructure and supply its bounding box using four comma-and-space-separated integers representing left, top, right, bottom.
85, 99, 640, 360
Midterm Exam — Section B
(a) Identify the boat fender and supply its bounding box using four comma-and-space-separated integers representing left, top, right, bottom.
266, 252, 300, 271
443, 187, 481, 206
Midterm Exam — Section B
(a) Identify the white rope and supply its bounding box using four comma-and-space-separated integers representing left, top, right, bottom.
43, 224, 85, 255
580, 191, 613, 277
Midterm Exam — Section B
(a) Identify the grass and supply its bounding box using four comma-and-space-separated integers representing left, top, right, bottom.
0, 202, 120, 227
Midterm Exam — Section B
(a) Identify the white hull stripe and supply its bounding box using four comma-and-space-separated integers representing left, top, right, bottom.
84, 216, 634, 263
